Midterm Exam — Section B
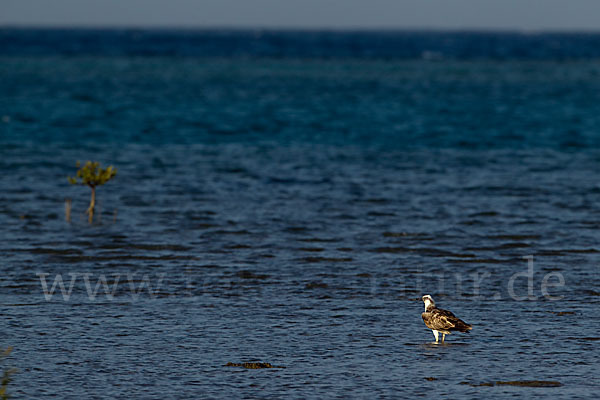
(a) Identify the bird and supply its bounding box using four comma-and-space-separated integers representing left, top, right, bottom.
421, 295, 472, 343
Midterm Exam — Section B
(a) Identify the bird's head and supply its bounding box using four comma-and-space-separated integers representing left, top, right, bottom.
422, 295, 435, 309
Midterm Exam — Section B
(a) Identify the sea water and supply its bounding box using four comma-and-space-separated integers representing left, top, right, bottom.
0, 29, 599, 398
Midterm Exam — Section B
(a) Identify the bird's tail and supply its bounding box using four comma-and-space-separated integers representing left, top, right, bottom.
455, 320, 472, 333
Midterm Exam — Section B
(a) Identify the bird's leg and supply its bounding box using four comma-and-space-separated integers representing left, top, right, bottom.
432, 330, 439, 343
442, 333, 446, 343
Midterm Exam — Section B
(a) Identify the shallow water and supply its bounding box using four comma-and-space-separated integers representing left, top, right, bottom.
1, 143, 599, 398
1, 31, 600, 398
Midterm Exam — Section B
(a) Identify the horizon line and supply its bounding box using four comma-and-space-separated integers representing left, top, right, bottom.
2, 24, 600, 35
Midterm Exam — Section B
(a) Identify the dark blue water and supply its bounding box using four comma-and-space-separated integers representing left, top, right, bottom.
1, 29, 599, 398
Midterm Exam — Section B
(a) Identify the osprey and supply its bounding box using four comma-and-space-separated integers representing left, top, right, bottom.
421, 295, 472, 343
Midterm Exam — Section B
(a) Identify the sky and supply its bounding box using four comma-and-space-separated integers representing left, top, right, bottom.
2, 0, 600, 31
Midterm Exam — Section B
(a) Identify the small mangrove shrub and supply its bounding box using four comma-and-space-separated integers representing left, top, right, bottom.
68, 161, 117, 223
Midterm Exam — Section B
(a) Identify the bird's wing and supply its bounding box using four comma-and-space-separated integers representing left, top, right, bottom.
434, 307, 456, 318
423, 308, 461, 331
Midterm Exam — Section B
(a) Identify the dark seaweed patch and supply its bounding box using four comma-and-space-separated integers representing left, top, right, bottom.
236, 270, 269, 280
225, 362, 285, 369
305, 282, 328, 289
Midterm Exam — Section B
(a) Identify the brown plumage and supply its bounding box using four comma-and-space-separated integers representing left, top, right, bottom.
421, 295, 472, 342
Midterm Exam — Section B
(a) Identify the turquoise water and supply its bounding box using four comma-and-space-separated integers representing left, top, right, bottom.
2, 56, 600, 148
1, 30, 599, 398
